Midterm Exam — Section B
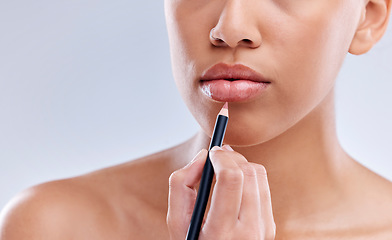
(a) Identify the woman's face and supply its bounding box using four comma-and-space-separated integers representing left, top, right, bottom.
164, 0, 363, 146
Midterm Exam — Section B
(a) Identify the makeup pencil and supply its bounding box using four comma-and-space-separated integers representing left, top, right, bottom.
186, 102, 229, 240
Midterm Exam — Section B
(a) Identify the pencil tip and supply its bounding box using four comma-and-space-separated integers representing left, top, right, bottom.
218, 102, 229, 117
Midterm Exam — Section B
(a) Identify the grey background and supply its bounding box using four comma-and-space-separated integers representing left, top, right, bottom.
0, 1, 391, 209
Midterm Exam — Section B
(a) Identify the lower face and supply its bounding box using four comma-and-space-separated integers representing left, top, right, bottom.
164, 0, 362, 146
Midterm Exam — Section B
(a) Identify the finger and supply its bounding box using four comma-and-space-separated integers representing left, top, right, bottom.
235, 159, 261, 224
251, 163, 276, 237
167, 149, 208, 238
217, 148, 261, 224
214, 146, 261, 223
204, 146, 244, 231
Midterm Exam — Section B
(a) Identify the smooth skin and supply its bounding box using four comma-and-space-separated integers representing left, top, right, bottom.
1, 0, 392, 239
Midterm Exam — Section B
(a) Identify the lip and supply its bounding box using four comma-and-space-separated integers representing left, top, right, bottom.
200, 63, 271, 102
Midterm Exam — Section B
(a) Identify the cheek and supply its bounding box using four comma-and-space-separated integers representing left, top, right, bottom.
166, 1, 222, 132
269, 1, 358, 110
166, 3, 206, 100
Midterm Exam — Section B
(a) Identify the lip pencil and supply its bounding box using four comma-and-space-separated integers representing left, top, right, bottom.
186, 102, 229, 240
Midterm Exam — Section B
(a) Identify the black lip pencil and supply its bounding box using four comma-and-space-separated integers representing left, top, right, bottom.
186, 102, 229, 240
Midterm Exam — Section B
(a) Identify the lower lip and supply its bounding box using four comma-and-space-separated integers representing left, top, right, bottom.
200, 80, 269, 102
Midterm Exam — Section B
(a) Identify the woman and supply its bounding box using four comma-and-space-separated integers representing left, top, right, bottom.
1, 0, 392, 239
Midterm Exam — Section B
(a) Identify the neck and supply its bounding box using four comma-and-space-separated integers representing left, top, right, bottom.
185, 89, 353, 228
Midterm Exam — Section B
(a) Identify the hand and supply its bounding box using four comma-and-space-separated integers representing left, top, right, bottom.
167, 145, 276, 240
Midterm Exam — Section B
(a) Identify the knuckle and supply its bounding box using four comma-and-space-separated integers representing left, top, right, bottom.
217, 168, 243, 185
252, 163, 267, 176
240, 164, 257, 178
168, 170, 183, 187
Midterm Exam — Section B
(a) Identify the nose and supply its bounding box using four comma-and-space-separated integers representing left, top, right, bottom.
209, 0, 262, 49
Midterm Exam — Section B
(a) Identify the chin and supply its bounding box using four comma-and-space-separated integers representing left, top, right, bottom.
221, 123, 275, 147
199, 112, 281, 147
191, 99, 278, 147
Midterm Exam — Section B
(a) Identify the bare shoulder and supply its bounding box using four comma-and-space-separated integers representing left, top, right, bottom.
0, 145, 186, 240
0, 177, 119, 239
275, 159, 392, 240
345, 160, 392, 238
352, 159, 392, 204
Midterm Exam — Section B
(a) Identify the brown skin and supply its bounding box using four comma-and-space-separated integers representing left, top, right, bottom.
1, 0, 392, 239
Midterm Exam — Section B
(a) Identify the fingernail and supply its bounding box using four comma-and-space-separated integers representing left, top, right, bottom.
210, 146, 222, 152
222, 145, 234, 151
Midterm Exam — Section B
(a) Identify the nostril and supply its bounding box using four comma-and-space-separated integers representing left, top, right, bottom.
209, 27, 261, 48
241, 39, 253, 44
214, 38, 225, 43
211, 36, 227, 47
238, 38, 260, 48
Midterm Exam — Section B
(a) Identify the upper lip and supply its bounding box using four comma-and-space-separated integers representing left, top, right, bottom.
200, 63, 271, 83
